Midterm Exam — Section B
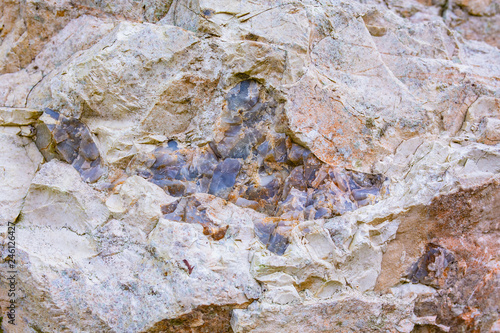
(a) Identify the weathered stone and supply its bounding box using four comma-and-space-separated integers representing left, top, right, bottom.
34, 108, 105, 183
208, 158, 241, 200
27, 21, 203, 129
266, 221, 292, 256
462, 96, 500, 145
376, 179, 500, 331
0, 0, 172, 75
1, 0, 500, 331
232, 295, 415, 332
19, 160, 110, 234
125, 75, 388, 221
163, 195, 231, 241
226, 80, 260, 114
278, 189, 307, 218
406, 244, 457, 289
145, 304, 242, 333
0, 69, 42, 107
0, 191, 261, 332
106, 175, 176, 234
0, 126, 43, 225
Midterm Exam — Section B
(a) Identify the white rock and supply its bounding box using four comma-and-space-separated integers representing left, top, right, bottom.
0, 0, 499, 331
231, 294, 415, 332
390, 283, 437, 299
0, 126, 42, 225
106, 175, 176, 234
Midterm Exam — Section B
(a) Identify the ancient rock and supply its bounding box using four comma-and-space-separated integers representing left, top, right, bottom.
0, 0, 172, 75
162, 195, 231, 240
208, 158, 241, 199
1, 0, 500, 332
462, 96, 500, 144
1, 189, 261, 332
123, 79, 388, 224
106, 175, 177, 234
20, 160, 110, 234
0, 126, 43, 225
232, 295, 415, 332
376, 179, 500, 332
34, 108, 105, 183
0, 69, 42, 107
406, 244, 458, 289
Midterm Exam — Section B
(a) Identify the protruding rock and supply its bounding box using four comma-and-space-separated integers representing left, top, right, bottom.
208, 158, 242, 199
0, 107, 43, 125
34, 108, 105, 183
0, 126, 43, 224
407, 244, 457, 289
20, 160, 110, 233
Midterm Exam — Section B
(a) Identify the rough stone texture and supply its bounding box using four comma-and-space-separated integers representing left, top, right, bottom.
20, 160, 110, 233
0, 0, 500, 332
376, 180, 500, 332
0, 0, 172, 75
0, 126, 42, 225
34, 108, 106, 183
0, 107, 42, 125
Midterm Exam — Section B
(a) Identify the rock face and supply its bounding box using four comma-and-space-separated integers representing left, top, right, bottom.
1, 0, 499, 332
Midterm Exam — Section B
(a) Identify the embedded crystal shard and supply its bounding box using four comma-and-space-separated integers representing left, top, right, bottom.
34, 108, 104, 183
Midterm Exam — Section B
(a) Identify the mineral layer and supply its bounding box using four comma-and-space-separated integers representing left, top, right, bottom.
1, 0, 499, 332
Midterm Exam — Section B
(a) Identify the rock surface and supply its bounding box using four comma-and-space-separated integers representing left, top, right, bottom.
1, 0, 499, 332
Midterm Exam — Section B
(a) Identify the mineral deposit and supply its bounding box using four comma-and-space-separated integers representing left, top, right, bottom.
0, 0, 499, 332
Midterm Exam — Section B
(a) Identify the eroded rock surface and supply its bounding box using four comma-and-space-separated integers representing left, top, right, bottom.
0, 0, 499, 332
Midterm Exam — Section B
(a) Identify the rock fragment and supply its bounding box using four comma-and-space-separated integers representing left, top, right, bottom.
34, 108, 104, 183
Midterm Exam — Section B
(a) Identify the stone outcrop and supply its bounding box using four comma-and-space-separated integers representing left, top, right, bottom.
0, 0, 499, 332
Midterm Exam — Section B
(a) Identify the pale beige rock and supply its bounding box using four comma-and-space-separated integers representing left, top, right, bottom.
382, 0, 500, 48
0, 107, 42, 125
4, 193, 262, 332
231, 294, 416, 332
26, 21, 299, 149
23, 0, 500, 174
0, 283, 34, 333
0, 0, 173, 74
449, 13, 500, 48
0, 0, 28, 74
0, 126, 42, 225
462, 96, 500, 144
161, 0, 310, 52
91, 124, 138, 167
235, 137, 500, 331
32, 15, 116, 74
20, 160, 110, 234
0, 0, 499, 331
454, 0, 498, 16
28, 22, 199, 119
0, 15, 115, 107
283, 2, 499, 171
479, 117, 500, 144
148, 214, 260, 305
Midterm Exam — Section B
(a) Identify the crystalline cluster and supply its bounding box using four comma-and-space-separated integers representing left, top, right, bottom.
34, 81, 387, 255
